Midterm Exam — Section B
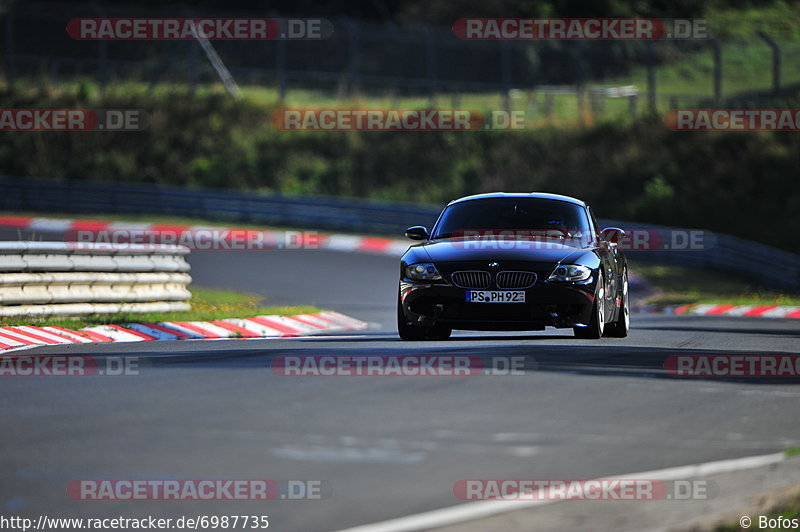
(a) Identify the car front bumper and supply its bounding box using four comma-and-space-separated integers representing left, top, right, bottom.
399, 280, 597, 331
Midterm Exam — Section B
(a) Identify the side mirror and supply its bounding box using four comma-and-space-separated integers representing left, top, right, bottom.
405, 226, 430, 241
600, 227, 626, 244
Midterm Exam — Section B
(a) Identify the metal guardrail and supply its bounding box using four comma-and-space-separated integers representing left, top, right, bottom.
599, 219, 800, 292
0, 177, 437, 234
1, 177, 798, 292
0, 241, 191, 316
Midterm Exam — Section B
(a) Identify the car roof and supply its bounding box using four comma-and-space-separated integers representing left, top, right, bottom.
447, 192, 587, 207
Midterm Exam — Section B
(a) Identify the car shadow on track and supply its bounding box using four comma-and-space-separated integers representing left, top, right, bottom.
313, 333, 577, 341
129, 340, 800, 386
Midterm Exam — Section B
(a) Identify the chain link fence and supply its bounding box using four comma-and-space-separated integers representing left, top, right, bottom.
2, 2, 799, 121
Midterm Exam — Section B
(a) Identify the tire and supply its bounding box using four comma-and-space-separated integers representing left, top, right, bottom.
397, 297, 452, 340
604, 269, 630, 338
426, 324, 452, 340
573, 275, 605, 339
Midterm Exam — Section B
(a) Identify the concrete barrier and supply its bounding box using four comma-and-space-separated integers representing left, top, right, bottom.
0, 243, 191, 316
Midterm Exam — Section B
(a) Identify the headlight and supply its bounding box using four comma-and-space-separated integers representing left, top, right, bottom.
405, 263, 442, 281
547, 264, 593, 282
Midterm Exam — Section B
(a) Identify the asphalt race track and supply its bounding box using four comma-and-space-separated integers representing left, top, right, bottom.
3, 240, 800, 531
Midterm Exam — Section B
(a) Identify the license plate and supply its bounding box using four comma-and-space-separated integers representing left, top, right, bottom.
466, 290, 526, 303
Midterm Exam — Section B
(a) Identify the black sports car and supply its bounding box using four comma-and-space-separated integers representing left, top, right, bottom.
398, 192, 629, 340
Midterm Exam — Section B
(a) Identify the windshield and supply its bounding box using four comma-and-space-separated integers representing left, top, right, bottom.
432, 197, 594, 246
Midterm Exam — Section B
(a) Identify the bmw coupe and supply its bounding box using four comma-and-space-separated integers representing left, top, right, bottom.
398, 192, 629, 340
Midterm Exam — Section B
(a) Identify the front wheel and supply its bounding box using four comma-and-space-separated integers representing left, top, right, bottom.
397, 297, 452, 340
573, 275, 605, 339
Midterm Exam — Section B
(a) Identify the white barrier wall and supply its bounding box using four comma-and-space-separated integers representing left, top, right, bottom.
0, 242, 191, 316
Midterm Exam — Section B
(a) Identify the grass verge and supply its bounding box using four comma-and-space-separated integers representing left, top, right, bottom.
715, 495, 800, 532
785, 447, 800, 458
0, 287, 320, 330
712, 449, 800, 531
629, 259, 800, 307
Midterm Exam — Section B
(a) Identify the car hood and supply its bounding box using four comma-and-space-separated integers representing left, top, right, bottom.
415, 239, 590, 265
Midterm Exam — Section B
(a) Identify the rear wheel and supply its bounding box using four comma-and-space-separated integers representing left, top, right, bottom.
573, 275, 605, 339
397, 297, 452, 340
604, 269, 630, 338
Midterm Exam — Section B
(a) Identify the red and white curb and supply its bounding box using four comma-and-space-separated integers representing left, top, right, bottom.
0, 311, 367, 352
0, 216, 409, 256
670, 304, 800, 319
